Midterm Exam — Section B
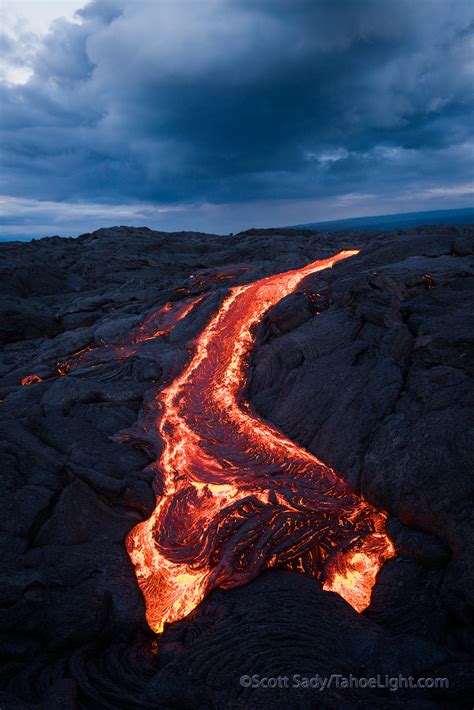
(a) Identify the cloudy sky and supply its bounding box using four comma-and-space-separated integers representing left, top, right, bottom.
1, 0, 473, 239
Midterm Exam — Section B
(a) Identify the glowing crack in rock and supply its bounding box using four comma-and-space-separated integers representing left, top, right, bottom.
20, 374, 43, 386
19, 298, 205, 387
54, 296, 205, 376
126, 251, 395, 633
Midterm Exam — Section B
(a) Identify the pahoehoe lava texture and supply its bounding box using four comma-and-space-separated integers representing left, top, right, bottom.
1, 225, 473, 708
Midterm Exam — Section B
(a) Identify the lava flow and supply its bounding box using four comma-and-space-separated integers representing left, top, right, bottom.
127, 250, 395, 633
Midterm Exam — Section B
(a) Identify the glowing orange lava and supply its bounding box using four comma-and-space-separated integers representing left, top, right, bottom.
20, 374, 43, 386
126, 251, 395, 633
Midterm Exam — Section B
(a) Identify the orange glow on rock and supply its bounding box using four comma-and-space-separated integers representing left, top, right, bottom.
20, 374, 43, 386
126, 250, 395, 633
132, 296, 205, 343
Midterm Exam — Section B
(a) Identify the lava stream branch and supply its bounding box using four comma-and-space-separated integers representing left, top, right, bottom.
126, 250, 395, 633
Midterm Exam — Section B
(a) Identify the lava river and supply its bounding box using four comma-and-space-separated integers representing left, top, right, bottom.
127, 250, 395, 633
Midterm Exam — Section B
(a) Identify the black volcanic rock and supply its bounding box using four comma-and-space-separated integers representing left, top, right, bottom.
149, 571, 474, 709
249, 227, 474, 665
0, 224, 473, 708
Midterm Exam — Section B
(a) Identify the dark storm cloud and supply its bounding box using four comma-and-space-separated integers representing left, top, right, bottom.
1, 0, 473, 210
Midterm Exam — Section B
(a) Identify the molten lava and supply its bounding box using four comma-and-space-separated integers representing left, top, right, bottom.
20, 374, 43, 386
126, 251, 395, 633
